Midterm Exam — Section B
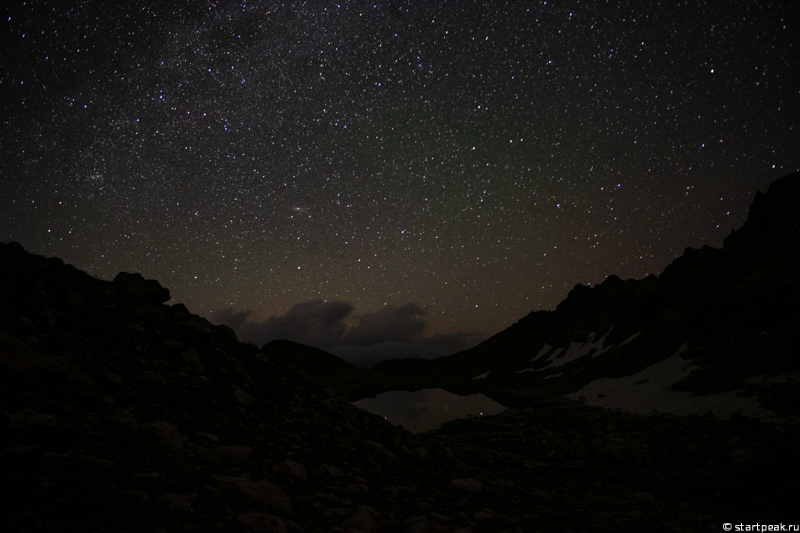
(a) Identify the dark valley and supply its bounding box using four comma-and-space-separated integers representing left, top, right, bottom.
2, 172, 800, 532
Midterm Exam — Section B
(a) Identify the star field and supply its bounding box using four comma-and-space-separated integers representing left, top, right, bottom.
2, 1, 798, 362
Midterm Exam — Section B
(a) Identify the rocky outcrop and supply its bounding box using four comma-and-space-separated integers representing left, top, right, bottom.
113, 271, 171, 303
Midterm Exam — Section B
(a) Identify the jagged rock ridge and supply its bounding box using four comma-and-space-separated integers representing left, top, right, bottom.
371, 171, 800, 421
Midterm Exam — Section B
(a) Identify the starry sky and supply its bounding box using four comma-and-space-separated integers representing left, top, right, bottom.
2, 1, 798, 366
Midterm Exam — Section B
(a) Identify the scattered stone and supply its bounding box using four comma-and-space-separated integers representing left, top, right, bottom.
414, 501, 431, 511
102, 371, 124, 384
141, 420, 188, 451
272, 459, 308, 481
217, 476, 292, 515
635, 492, 657, 506
136, 305, 165, 323
158, 492, 194, 511
567, 440, 589, 460
216, 445, 253, 465
494, 515, 517, 526
236, 512, 288, 533
197, 431, 220, 443
363, 440, 398, 466
324, 465, 346, 477
111, 409, 138, 432
234, 385, 255, 405
602, 436, 651, 464
285, 520, 304, 533
450, 478, 482, 493
342, 506, 377, 533
6, 445, 37, 454
120, 488, 150, 503
346, 483, 369, 494
729, 447, 756, 464
180, 348, 202, 365
0, 332, 68, 392
201, 482, 218, 497
403, 515, 428, 526
415, 447, 431, 461
134, 472, 164, 481
5, 408, 57, 428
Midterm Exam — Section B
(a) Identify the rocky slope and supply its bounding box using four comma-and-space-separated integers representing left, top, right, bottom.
370, 171, 800, 423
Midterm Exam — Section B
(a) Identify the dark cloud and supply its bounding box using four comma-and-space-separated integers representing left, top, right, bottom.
211, 308, 252, 329
209, 301, 483, 367
340, 302, 426, 346
210, 300, 353, 348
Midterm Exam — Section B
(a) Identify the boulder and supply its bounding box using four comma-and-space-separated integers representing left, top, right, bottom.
451, 478, 483, 493
113, 272, 171, 303
363, 440, 398, 466
324, 465, 346, 477
179, 316, 214, 335
234, 385, 255, 405
236, 512, 288, 533
341, 506, 377, 533
141, 420, 188, 450
217, 476, 292, 515
0, 332, 68, 392
111, 409, 138, 432
158, 492, 195, 511
272, 459, 308, 481
216, 445, 253, 465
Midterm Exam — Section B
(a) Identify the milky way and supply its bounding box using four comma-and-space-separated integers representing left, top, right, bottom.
2, 1, 798, 364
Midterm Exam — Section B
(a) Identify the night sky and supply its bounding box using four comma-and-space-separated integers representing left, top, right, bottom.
2, 1, 798, 366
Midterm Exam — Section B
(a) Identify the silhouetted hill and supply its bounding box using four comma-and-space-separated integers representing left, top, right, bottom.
371, 171, 800, 421
0, 242, 438, 532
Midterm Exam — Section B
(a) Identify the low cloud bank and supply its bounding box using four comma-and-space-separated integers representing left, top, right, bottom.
210, 300, 483, 368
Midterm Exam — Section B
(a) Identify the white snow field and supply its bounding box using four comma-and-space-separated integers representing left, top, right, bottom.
565, 344, 793, 421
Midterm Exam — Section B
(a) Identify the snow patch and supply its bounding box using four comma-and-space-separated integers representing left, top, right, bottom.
544, 373, 563, 380
546, 341, 595, 368
567, 345, 782, 421
531, 344, 552, 362
618, 331, 640, 348
591, 328, 613, 357
743, 372, 800, 385
471, 371, 491, 380
531, 330, 611, 371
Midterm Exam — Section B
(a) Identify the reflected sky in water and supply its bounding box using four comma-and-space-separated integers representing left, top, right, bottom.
352, 388, 507, 434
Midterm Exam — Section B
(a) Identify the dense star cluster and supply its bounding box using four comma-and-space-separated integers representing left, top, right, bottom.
2, 1, 798, 362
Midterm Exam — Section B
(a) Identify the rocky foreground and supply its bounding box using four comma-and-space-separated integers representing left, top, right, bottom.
2, 238, 799, 533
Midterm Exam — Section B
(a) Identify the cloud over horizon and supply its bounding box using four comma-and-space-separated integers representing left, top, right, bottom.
209, 300, 482, 367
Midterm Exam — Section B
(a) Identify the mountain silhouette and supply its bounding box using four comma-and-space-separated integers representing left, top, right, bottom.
370, 171, 800, 422
2, 171, 799, 531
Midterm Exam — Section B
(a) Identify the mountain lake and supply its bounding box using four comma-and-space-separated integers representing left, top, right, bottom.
352, 388, 507, 434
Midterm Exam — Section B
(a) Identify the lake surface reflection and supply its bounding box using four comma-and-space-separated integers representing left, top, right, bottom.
352, 388, 507, 434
